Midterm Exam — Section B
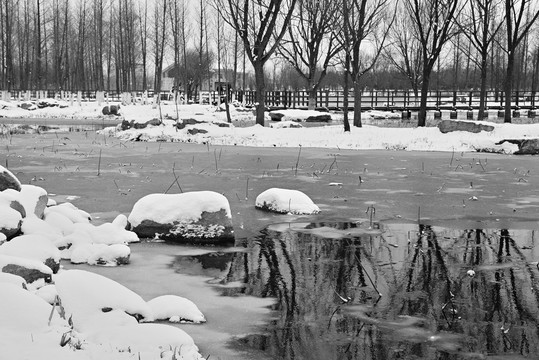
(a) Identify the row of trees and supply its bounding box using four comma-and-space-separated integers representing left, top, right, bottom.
1, 0, 539, 127
218, 0, 539, 127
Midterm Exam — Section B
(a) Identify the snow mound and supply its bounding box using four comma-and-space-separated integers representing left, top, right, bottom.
255, 188, 321, 215
44, 202, 92, 223
3, 184, 48, 217
148, 295, 206, 323
54, 269, 153, 332
0, 234, 61, 270
0, 272, 27, 288
128, 191, 232, 227
34, 284, 58, 304
70, 243, 130, 266
0, 253, 53, 284
88, 323, 204, 360
0, 282, 54, 331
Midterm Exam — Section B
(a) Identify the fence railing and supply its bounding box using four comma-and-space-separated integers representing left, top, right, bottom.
1, 89, 537, 111
248, 90, 539, 110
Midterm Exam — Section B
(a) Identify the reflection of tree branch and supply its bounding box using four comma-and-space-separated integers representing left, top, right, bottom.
278, 238, 297, 318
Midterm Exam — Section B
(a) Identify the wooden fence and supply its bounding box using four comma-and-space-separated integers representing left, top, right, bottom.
1, 89, 538, 111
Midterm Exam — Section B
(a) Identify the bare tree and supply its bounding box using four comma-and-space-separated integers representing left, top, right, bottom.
405, 0, 462, 127
502, 0, 539, 123
169, 0, 186, 99
339, 0, 395, 129
152, 0, 167, 93
1, 0, 16, 90
384, 4, 423, 97
278, 0, 341, 109
216, 0, 297, 126
458, 0, 503, 119
138, 0, 149, 90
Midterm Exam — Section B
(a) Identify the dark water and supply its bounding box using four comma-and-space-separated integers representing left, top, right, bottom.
173, 221, 539, 360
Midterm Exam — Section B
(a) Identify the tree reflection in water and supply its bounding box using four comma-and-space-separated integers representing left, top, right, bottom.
178, 221, 539, 359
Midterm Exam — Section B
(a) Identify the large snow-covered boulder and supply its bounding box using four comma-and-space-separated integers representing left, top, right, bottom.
54, 269, 153, 332
0, 254, 53, 284
147, 295, 206, 323
0, 165, 21, 192
255, 188, 321, 215
0, 234, 61, 273
3, 185, 48, 218
128, 191, 234, 244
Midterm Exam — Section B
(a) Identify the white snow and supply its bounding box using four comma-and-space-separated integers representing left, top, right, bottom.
0, 202, 22, 230
269, 109, 332, 121
70, 243, 130, 266
255, 188, 321, 215
0, 282, 55, 331
88, 323, 204, 360
3, 184, 48, 217
0, 253, 53, 278
0, 272, 27, 287
54, 269, 153, 332
148, 295, 206, 323
128, 191, 232, 227
44, 202, 92, 223
34, 283, 59, 304
0, 233, 61, 264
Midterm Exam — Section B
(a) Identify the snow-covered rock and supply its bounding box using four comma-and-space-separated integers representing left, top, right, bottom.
0, 198, 23, 239
269, 109, 332, 122
0, 165, 21, 191
3, 184, 48, 218
43, 210, 75, 235
54, 269, 153, 332
0, 253, 53, 284
20, 216, 63, 240
270, 120, 304, 129
0, 283, 55, 331
255, 188, 321, 215
0, 234, 61, 273
70, 243, 130, 266
128, 191, 234, 244
88, 323, 204, 360
34, 284, 58, 304
0, 272, 27, 288
148, 295, 206, 323
44, 202, 92, 223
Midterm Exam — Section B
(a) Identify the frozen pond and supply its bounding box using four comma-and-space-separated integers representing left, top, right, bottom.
73, 219, 539, 359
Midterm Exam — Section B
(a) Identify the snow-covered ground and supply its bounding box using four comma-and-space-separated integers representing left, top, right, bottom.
1, 98, 538, 360
1, 99, 538, 154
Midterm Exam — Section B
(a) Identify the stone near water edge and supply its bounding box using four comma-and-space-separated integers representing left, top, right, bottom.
305, 114, 332, 122
495, 139, 539, 155
268, 112, 285, 121
437, 120, 494, 134
128, 192, 234, 245
255, 188, 320, 215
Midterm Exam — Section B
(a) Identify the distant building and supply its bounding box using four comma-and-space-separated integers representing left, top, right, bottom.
161, 64, 247, 92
